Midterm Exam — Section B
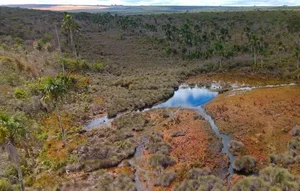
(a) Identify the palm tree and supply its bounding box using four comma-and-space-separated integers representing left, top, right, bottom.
0, 113, 26, 191
43, 74, 72, 145
248, 34, 262, 68
62, 14, 80, 58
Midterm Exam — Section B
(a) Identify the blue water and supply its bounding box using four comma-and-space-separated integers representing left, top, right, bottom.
153, 86, 218, 108
86, 86, 218, 129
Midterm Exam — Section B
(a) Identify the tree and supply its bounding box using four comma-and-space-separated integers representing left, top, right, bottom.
293, 46, 300, 69
43, 74, 73, 145
277, 41, 285, 65
214, 41, 226, 69
292, 46, 300, 79
248, 33, 262, 68
62, 13, 80, 58
0, 113, 26, 191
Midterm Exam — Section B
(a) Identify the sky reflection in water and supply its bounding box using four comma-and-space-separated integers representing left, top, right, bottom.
153, 86, 218, 108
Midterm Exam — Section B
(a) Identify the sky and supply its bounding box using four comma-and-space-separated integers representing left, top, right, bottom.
1, 0, 299, 6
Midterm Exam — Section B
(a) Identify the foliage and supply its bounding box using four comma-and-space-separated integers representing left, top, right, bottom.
149, 154, 175, 169
14, 88, 28, 99
0, 179, 14, 191
233, 155, 257, 173
43, 74, 74, 102
174, 175, 226, 191
0, 113, 26, 144
59, 58, 90, 72
155, 171, 177, 187
92, 62, 104, 72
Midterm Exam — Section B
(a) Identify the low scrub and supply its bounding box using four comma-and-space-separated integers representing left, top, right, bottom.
288, 137, 300, 155
146, 132, 171, 155
233, 155, 257, 173
291, 125, 300, 136
0, 179, 14, 191
112, 112, 148, 131
155, 171, 177, 187
174, 175, 226, 191
187, 168, 211, 179
228, 140, 245, 156
149, 154, 175, 169
232, 167, 300, 191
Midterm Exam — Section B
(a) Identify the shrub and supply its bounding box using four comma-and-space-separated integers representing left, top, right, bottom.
228, 140, 245, 155
233, 155, 257, 173
146, 142, 171, 155
291, 125, 300, 136
259, 167, 300, 190
113, 112, 148, 131
60, 58, 90, 72
92, 62, 104, 71
14, 88, 28, 99
107, 174, 135, 191
231, 176, 270, 191
146, 132, 171, 155
288, 137, 300, 154
187, 168, 211, 179
4, 165, 18, 178
174, 175, 226, 191
0, 179, 14, 191
149, 154, 175, 169
155, 171, 177, 187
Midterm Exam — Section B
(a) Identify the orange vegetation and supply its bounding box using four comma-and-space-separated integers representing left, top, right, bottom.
138, 109, 228, 190
206, 86, 300, 169
41, 113, 86, 163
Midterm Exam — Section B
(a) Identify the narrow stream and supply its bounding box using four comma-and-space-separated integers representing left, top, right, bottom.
85, 83, 299, 189
153, 85, 235, 180
195, 106, 235, 179
87, 85, 235, 187
128, 138, 150, 191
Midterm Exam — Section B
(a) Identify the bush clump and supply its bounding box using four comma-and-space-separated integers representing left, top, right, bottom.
0, 179, 14, 191
146, 132, 171, 155
232, 167, 300, 191
288, 137, 300, 155
92, 62, 104, 71
14, 88, 28, 99
187, 168, 211, 179
233, 155, 257, 173
228, 140, 245, 155
174, 175, 226, 191
231, 176, 270, 191
113, 112, 148, 131
291, 125, 300, 136
270, 152, 295, 166
149, 154, 175, 169
155, 171, 177, 187
60, 58, 90, 72
260, 167, 300, 190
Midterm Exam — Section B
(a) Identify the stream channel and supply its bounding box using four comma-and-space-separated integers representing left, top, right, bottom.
86, 84, 235, 189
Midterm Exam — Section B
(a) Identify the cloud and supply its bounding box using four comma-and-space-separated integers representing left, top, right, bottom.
1, 0, 299, 6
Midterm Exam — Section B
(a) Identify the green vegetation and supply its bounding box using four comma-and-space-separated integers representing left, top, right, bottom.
233, 155, 257, 173
232, 167, 300, 191
0, 113, 27, 191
